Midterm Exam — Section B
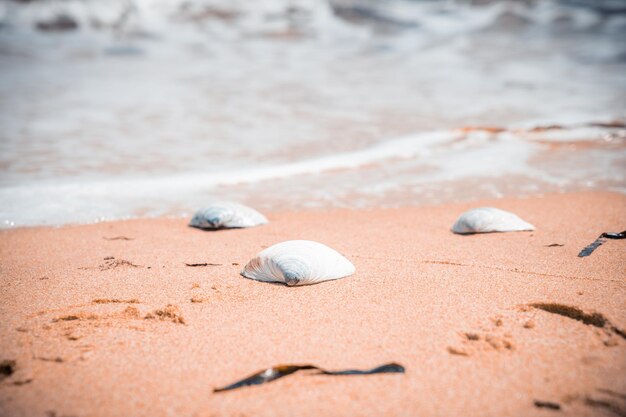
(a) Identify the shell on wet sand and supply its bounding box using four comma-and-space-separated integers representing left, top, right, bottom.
241, 240, 355, 286
189, 202, 268, 230
451, 207, 534, 234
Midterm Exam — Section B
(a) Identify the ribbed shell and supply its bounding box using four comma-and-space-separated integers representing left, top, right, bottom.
189, 202, 268, 230
451, 207, 535, 234
241, 240, 355, 286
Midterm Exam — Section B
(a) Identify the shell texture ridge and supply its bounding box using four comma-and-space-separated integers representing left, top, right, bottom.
189, 202, 268, 230
241, 240, 355, 286
451, 207, 535, 234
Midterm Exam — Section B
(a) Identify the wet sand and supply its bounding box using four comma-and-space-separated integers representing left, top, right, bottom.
0, 191, 625, 417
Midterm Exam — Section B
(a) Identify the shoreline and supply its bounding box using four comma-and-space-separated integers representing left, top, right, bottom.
4, 188, 624, 232
1, 191, 625, 417
2, 121, 624, 230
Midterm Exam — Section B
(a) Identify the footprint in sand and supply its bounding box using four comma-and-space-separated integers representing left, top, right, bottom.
447, 315, 516, 356
20, 300, 187, 363
15, 298, 186, 364
78, 257, 142, 271
449, 302, 625, 357
49, 303, 186, 326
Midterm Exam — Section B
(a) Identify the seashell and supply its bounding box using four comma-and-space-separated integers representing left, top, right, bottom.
241, 240, 355, 286
189, 202, 268, 230
451, 207, 534, 234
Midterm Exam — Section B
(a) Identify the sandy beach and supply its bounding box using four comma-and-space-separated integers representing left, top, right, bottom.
0, 191, 624, 417
1, 1, 624, 416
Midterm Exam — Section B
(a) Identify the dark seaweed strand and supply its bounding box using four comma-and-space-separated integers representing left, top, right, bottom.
213, 363, 405, 393
213, 365, 316, 392
578, 236, 606, 257
578, 229, 626, 257
318, 363, 405, 376
578, 230, 626, 257
602, 230, 626, 239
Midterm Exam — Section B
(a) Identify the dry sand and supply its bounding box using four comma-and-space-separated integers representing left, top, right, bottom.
0, 191, 625, 417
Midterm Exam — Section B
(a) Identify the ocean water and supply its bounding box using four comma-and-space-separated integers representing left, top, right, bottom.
0, 0, 625, 227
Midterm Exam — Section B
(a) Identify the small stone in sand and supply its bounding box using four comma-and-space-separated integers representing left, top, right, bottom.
0, 360, 16, 380
533, 400, 561, 410
447, 346, 469, 356
13, 378, 33, 386
524, 320, 535, 329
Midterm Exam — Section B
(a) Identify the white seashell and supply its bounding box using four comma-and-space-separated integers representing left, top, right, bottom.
241, 240, 355, 286
451, 207, 534, 234
190, 202, 268, 230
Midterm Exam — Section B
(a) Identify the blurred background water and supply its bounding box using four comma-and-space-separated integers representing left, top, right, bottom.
0, 0, 624, 227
